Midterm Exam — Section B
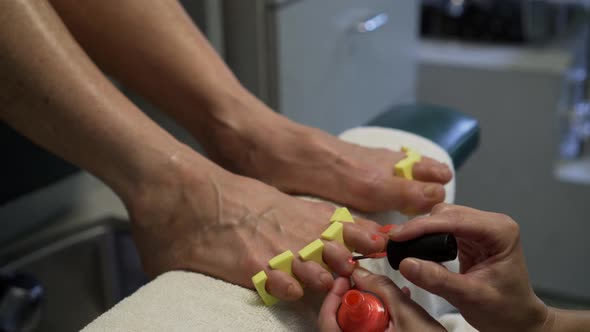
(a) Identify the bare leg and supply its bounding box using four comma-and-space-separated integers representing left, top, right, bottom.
0, 0, 385, 301
49, 0, 452, 214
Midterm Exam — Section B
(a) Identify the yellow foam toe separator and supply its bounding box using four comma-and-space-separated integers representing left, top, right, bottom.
394, 147, 422, 180
252, 271, 278, 306
299, 239, 329, 270
330, 207, 355, 224
321, 221, 344, 245
268, 250, 295, 277
322, 222, 354, 251
394, 159, 415, 180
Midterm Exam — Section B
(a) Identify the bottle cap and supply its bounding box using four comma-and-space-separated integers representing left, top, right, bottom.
337, 290, 389, 332
341, 290, 370, 321
386, 233, 457, 270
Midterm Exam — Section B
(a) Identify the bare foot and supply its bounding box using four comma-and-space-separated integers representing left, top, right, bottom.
125, 149, 386, 301
198, 96, 452, 214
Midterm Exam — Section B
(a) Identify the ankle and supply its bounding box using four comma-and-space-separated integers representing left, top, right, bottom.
196, 92, 300, 165
122, 144, 221, 224
534, 306, 556, 332
525, 298, 553, 332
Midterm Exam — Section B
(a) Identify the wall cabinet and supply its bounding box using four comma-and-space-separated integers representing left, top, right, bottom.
224, 0, 419, 134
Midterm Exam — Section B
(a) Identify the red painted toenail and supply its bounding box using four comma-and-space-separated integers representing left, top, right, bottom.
377, 225, 395, 233
371, 234, 381, 241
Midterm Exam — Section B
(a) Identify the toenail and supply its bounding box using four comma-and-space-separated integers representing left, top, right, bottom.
440, 168, 451, 179
286, 284, 298, 299
423, 185, 438, 198
388, 224, 403, 237
371, 234, 380, 241
378, 224, 395, 233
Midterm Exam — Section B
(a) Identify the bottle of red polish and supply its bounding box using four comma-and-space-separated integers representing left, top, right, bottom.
337, 232, 459, 331
336, 289, 389, 332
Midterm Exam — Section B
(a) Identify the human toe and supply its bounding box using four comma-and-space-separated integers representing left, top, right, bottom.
292, 259, 334, 292
412, 159, 453, 184
265, 269, 304, 301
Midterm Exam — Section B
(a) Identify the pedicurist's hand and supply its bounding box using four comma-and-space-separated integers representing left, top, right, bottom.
126, 151, 387, 303
318, 268, 445, 332
389, 203, 549, 332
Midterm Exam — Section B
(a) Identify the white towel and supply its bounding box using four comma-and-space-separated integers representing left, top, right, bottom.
82, 127, 476, 332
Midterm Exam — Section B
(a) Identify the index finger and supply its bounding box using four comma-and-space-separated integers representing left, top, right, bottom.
389, 204, 510, 245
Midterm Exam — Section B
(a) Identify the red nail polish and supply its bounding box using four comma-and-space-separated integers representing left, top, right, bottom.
337, 290, 390, 332
371, 234, 380, 241
377, 224, 395, 233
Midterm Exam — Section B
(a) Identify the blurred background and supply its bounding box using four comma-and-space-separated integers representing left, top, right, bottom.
2, 0, 590, 330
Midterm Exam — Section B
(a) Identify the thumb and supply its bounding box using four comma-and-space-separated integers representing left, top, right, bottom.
399, 258, 478, 306
352, 268, 444, 331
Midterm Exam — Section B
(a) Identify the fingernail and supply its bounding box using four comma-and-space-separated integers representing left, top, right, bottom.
405, 259, 420, 278
353, 267, 371, 279
348, 257, 356, 265
401, 286, 412, 298
423, 184, 438, 198
371, 234, 380, 241
377, 224, 395, 233
388, 224, 403, 237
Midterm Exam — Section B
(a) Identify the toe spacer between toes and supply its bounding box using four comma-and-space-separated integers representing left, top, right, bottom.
299, 239, 329, 270
253, 250, 295, 306
268, 250, 295, 277
394, 146, 422, 180
330, 207, 355, 224
321, 222, 353, 251
321, 222, 344, 244
252, 271, 278, 306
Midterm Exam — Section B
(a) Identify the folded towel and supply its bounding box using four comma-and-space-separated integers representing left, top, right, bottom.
82, 127, 475, 332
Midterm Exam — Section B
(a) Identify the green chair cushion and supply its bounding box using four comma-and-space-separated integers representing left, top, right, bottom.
366, 104, 479, 169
